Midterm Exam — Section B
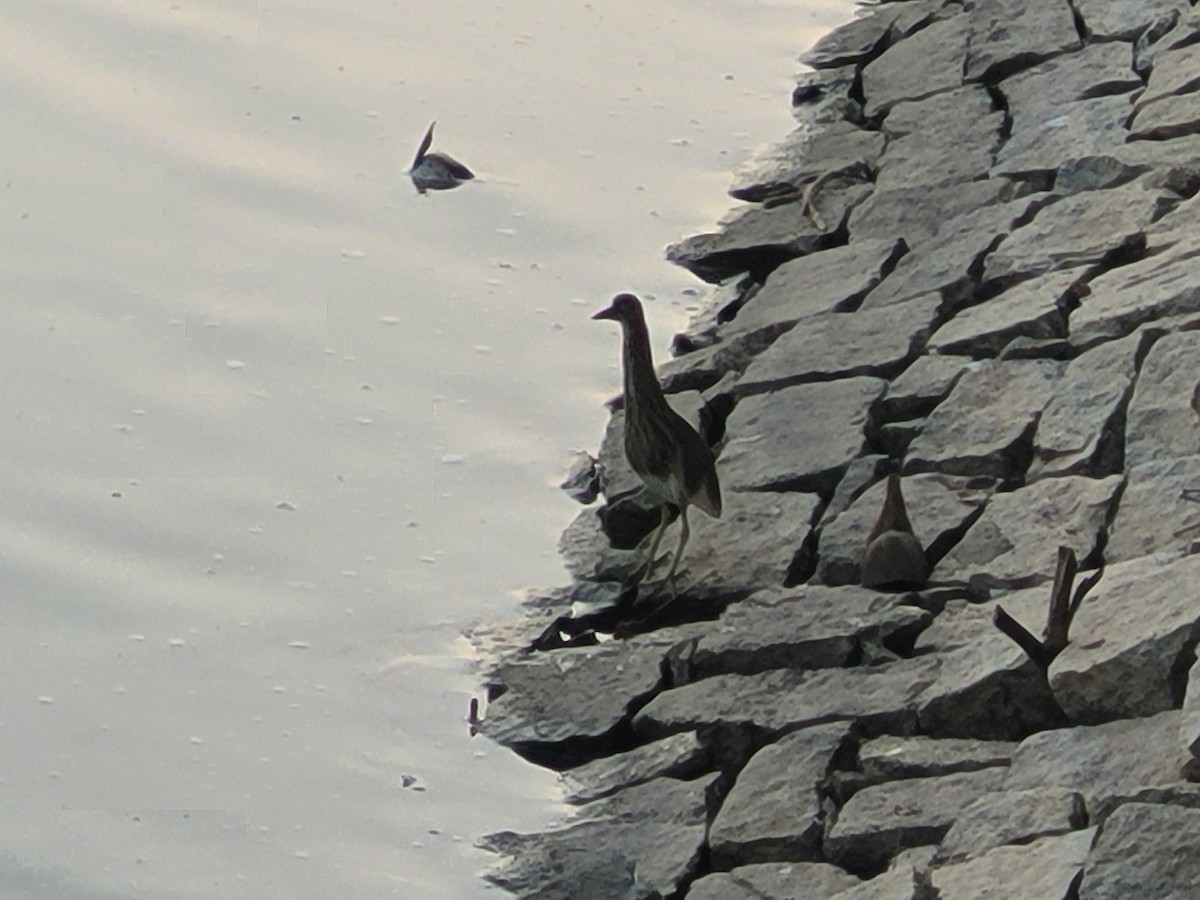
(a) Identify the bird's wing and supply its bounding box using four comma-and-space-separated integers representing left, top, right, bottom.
411, 121, 436, 170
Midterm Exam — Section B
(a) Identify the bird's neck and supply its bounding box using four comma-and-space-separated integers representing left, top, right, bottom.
621, 317, 670, 417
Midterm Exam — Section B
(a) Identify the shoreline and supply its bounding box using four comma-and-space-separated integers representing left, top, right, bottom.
476, 0, 1200, 896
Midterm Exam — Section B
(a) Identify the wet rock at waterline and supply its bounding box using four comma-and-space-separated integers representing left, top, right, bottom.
478, 0, 1200, 895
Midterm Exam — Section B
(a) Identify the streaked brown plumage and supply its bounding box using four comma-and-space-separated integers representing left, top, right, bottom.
593, 293, 721, 592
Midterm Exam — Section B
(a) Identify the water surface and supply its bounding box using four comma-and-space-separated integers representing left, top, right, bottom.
0, 1, 852, 895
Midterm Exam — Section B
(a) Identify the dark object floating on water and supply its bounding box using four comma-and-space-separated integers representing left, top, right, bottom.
408, 121, 475, 194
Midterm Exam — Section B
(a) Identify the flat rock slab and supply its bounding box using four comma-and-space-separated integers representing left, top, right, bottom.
1108, 458, 1200, 562
913, 593, 1068, 740
876, 87, 1005, 190
861, 15, 970, 118
689, 862, 863, 900
879, 354, 971, 421
983, 182, 1170, 285
483, 774, 718, 899
736, 295, 938, 396
720, 377, 885, 493
800, 4, 902, 69
561, 731, 708, 803
1070, 233, 1200, 342
1124, 330, 1200, 468
828, 853, 933, 900
929, 267, 1084, 357
729, 122, 887, 202
1005, 711, 1191, 817
815, 474, 984, 587
677, 586, 931, 680
481, 636, 671, 752
666, 178, 870, 282
935, 787, 1087, 863
676, 490, 821, 594
1031, 331, 1142, 477
1078, 803, 1200, 899
905, 358, 1064, 479
826, 767, 1007, 872
1184, 657, 1200, 761
725, 238, 908, 341
992, 94, 1137, 178
849, 178, 1008, 248
1073, 0, 1185, 40
632, 656, 941, 740
935, 475, 1122, 590
709, 722, 854, 866
963, 0, 1081, 83
932, 828, 1095, 900
998, 42, 1141, 130
859, 735, 1015, 784
1048, 552, 1200, 724
1130, 89, 1200, 142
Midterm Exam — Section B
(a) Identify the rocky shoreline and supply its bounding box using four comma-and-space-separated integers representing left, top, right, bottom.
473, 0, 1200, 897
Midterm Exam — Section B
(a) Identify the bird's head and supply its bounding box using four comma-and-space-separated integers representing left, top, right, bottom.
592, 292, 643, 325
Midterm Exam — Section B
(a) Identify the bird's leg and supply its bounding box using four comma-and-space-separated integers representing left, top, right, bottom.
664, 506, 691, 598
638, 505, 669, 583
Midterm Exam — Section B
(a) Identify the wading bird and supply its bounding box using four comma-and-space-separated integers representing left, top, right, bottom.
593, 293, 721, 597
407, 121, 474, 194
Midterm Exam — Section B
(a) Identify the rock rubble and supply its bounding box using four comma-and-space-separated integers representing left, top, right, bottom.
476, 0, 1200, 896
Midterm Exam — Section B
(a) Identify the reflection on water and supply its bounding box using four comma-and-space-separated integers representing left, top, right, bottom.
0, 0, 851, 896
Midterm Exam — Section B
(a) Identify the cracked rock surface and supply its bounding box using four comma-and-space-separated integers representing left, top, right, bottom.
475, 0, 1200, 895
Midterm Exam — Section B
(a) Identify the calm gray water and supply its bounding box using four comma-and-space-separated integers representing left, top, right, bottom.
0, 1, 850, 896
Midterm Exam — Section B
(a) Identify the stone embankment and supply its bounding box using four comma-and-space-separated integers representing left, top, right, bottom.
474, 0, 1200, 897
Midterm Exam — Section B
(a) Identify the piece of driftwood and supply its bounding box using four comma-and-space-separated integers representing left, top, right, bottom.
992, 546, 1103, 670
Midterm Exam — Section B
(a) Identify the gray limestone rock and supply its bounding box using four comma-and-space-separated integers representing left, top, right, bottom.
674, 489, 821, 594
963, 0, 1081, 83
1030, 331, 1142, 478
1132, 34, 1200, 114
825, 767, 1007, 872
666, 177, 872, 282
709, 722, 854, 866
932, 828, 1095, 900
720, 378, 885, 493
935, 787, 1087, 863
800, 5, 902, 70
1128, 93, 1200, 141
559, 505, 641, 583
1124, 330, 1200, 468
1077, 803, 1200, 900
1047, 553, 1200, 724
689, 862, 863, 900
828, 850, 936, 900
481, 635, 671, 751
792, 65, 861, 127
992, 94, 1137, 179
725, 238, 908, 343
561, 731, 708, 804
879, 354, 971, 422
729, 123, 887, 203
929, 268, 1085, 358
675, 586, 932, 681
1073, 0, 1186, 41
657, 330, 766, 396
849, 178, 1012, 251
863, 197, 1037, 311
858, 735, 1015, 784
483, 774, 717, 899
632, 656, 942, 740
1070, 233, 1200, 343
1005, 711, 1192, 817
983, 182, 1172, 285
1183, 657, 1200, 761
735, 295, 939, 397
876, 87, 1005, 191
862, 15, 970, 118
905, 359, 1064, 480
816, 474, 984, 587
1108, 458, 1200, 562
935, 475, 1122, 590
913, 592, 1069, 740
998, 42, 1141, 131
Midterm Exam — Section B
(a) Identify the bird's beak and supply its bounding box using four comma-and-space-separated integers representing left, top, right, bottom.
592, 304, 618, 321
